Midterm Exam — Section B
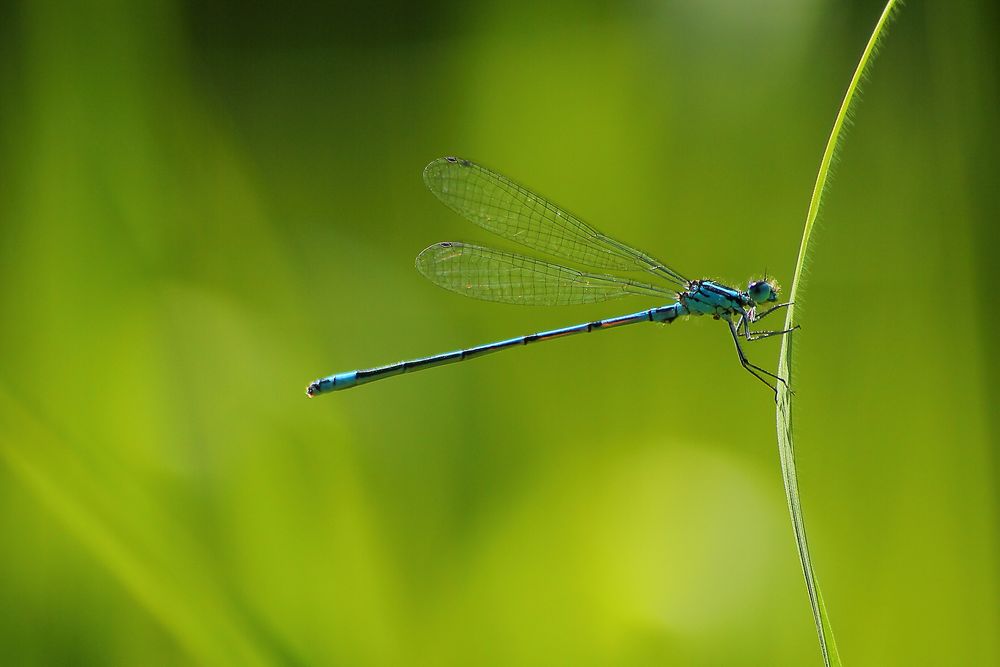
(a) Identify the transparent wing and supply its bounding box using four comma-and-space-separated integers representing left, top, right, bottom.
423, 157, 689, 287
415, 242, 676, 306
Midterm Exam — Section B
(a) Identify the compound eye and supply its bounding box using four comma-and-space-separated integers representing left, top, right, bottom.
748, 280, 777, 304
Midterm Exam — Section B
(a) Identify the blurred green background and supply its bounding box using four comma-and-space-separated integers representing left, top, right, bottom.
0, 1, 996, 665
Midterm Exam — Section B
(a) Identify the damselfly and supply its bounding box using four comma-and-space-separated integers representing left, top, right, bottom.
307, 157, 796, 399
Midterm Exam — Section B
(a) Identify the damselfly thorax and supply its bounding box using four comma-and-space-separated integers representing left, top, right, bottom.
678, 280, 755, 319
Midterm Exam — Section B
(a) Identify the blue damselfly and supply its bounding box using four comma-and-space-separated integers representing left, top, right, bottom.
307, 157, 795, 399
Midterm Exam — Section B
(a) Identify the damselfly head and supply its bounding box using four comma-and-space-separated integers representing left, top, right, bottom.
747, 279, 779, 304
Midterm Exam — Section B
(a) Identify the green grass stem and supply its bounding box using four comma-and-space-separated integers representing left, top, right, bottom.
775, 2, 902, 665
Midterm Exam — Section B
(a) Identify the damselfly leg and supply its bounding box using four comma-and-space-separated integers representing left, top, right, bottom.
737, 301, 795, 338
745, 326, 799, 342
752, 301, 793, 322
727, 319, 791, 399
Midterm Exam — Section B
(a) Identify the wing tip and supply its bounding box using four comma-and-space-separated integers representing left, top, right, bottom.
423, 156, 473, 180
415, 241, 462, 275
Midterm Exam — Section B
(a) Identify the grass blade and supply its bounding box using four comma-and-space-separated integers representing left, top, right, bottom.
775, 2, 902, 665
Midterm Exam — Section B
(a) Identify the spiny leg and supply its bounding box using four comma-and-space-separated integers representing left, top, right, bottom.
736, 312, 749, 337
727, 320, 789, 399
744, 301, 799, 340
745, 325, 799, 342
739, 303, 795, 339
727, 320, 777, 391
750, 301, 793, 323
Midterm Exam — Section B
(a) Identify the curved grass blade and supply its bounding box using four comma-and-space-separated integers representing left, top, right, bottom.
416, 242, 676, 305
776, 2, 902, 665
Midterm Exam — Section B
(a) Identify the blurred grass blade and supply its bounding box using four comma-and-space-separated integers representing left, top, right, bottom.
776, 2, 901, 665
0, 387, 274, 667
